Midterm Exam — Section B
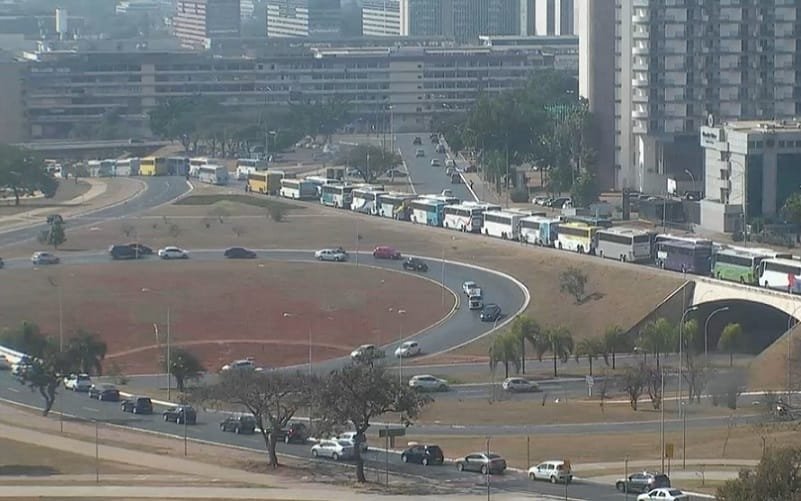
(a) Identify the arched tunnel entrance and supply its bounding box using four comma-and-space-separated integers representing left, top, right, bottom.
694, 299, 793, 356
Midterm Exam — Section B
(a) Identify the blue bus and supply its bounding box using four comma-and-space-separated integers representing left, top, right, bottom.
320, 183, 354, 208
519, 215, 560, 246
659, 240, 713, 275
410, 198, 446, 226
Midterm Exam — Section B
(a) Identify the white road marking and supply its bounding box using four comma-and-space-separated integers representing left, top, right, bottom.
83, 407, 99, 412
7, 387, 20, 393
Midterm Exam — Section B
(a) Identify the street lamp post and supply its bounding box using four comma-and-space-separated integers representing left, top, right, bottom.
397, 309, 406, 385
786, 303, 801, 405
142, 288, 172, 400
704, 306, 730, 363
678, 305, 699, 414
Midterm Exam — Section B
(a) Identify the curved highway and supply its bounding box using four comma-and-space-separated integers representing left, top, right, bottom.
396, 133, 475, 201
0, 176, 190, 248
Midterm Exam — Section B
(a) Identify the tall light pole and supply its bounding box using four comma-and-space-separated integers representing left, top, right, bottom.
786, 303, 801, 405
441, 237, 456, 310
397, 309, 406, 385
678, 305, 699, 414
704, 306, 730, 363
142, 288, 172, 400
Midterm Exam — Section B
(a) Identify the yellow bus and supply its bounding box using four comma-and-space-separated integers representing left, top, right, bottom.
246, 170, 285, 195
139, 157, 168, 176
556, 221, 599, 254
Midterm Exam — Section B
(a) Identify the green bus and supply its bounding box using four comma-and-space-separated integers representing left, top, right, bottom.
712, 247, 792, 285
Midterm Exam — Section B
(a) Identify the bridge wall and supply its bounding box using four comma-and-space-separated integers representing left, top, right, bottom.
624, 281, 695, 341
693, 277, 801, 318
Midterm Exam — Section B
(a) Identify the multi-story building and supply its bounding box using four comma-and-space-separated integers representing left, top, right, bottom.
478, 34, 578, 71
612, 0, 801, 194
362, 0, 400, 36
699, 120, 801, 233
173, 0, 241, 49
2, 41, 557, 142
533, 0, 575, 36
265, 0, 341, 38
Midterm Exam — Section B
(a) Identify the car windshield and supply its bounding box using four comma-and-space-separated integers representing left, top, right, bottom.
337, 440, 351, 447
668, 490, 683, 496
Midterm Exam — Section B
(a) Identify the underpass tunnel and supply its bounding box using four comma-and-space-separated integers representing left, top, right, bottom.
693, 300, 792, 355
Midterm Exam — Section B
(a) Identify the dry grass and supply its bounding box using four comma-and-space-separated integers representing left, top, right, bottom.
749, 322, 801, 390
0, 179, 91, 216
0, 437, 147, 477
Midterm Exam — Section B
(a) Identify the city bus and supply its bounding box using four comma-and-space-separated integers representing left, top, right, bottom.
443, 203, 487, 232
658, 240, 713, 275
595, 227, 654, 263
139, 157, 168, 176
481, 210, 524, 240
197, 165, 229, 185
758, 258, 801, 293
115, 158, 139, 176
556, 222, 599, 254
519, 216, 560, 246
165, 156, 189, 176
279, 178, 317, 200
235, 158, 266, 180
410, 198, 446, 226
421, 194, 460, 206
653, 234, 714, 266
320, 183, 354, 208
377, 192, 416, 220
189, 157, 210, 178
305, 176, 338, 197
351, 188, 386, 214
714, 247, 794, 285
247, 172, 268, 193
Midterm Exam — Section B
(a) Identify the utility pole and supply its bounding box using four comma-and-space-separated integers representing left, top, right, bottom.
660, 368, 665, 473
166, 306, 171, 401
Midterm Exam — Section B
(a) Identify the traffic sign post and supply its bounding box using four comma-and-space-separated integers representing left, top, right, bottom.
586, 375, 594, 397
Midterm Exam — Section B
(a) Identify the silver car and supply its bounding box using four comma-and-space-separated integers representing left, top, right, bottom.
311, 439, 355, 461
31, 251, 59, 265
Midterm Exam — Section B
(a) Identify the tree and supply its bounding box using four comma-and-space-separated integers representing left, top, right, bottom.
148, 96, 222, 153
314, 361, 431, 482
544, 327, 574, 377
620, 363, 647, 411
0, 321, 48, 355
338, 144, 401, 184
717, 446, 801, 500
38, 217, 66, 249
0, 144, 57, 206
603, 325, 630, 370
65, 330, 107, 376
508, 315, 541, 373
12, 329, 76, 416
193, 370, 313, 467
560, 267, 588, 304
488, 332, 521, 379
574, 338, 602, 376
646, 365, 662, 410
781, 193, 801, 242
719, 323, 744, 368
639, 318, 675, 370
166, 348, 205, 392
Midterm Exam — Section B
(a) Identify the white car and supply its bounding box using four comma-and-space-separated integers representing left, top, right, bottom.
0, 355, 11, 371
158, 246, 188, 259
31, 251, 60, 265
468, 296, 483, 310
637, 488, 689, 501
311, 439, 355, 460
462, 281, 479, 295
314, 248, 348, 262
350, 344, 384, 361
430, 159, 441, 167
528, 460, 572, 484
409, 374, 449, 392
337, 431, 368, 452
502, 377, 540, 393
63, 373, 93, 392
394, 341, 421, 358
221, 358, 256, 371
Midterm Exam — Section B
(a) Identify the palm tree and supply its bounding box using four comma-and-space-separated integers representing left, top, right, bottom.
489, 333, 521, 379
575, 338, 602, 376
639, 318, 674, 370
603, 325, 629, 369
509, 316, 541, 374
544, 327, 574, 377
66, 330, 107, 375
718, 323, 743, 367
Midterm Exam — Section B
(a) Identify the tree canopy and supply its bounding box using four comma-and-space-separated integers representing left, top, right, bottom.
0, 144, 57, 206
337, 144, 401, 184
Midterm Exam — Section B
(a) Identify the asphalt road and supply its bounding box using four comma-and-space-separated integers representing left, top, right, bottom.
0, 371, 624, 501
0, 176, 190, 248
396, 133, 475, 201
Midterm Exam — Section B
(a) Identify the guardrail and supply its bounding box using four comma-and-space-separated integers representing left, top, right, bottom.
0, 345, 27, 364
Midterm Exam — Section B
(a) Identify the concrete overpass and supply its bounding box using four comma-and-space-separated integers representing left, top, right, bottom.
12, 140, 172, 159
693, 276, 801, 319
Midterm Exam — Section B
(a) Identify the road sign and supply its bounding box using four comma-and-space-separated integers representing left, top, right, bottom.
665, 443, 674, 458
585, 376, 594, 387
379, 428, 406, 438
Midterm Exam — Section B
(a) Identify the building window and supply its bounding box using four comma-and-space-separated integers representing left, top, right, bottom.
780, 140, 786, 147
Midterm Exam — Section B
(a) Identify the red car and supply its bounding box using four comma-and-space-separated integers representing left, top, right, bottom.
373, 246, 402, 260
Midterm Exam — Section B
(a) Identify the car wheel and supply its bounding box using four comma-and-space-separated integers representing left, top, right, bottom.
177, 417, 183, 425
332, 452, 339, 461
422, 457, 429, 466
163, 414, 169, 421
616, 482, 625, 492
235, 427, 241, 435
456, 463, 464, 472
312, 449, 318, 457
439, 385, 447, 392
480, 465, 488, 475
401, 454, 409, 463
550, 476, 557, 484
219, 424, 225, 431
529, 472, 536, 481
132, 407, 138, 414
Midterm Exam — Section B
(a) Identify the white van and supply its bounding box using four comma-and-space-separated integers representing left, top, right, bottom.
468, 288, 483, 310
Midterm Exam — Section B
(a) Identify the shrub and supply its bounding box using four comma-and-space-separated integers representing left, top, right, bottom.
509, 188, 530, 203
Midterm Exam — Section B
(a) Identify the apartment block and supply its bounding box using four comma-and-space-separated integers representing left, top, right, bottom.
173, 0, 241, 49
4, 42, 556, 142
265, 0, 341, 38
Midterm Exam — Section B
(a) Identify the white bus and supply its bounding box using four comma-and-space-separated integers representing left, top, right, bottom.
236, 158, 266, 180
197, 164, 229, 185
758, 257, 801, 293
596, 227, 654, 262
305, 176, 338, 197
189, 157, 211, 177
410, 198, 446, 226
556, 222, 599, 254
443, 204, 485, 232
421, 194, 460, 206
377, 192, 416, 220
654, 234, 714, 266
481, 210, 524, 240
115, 158, 139, 176
351, 188, 387, 214
519, 215, 560, 246
320, 183, 354, 208
279, 178, 317, 200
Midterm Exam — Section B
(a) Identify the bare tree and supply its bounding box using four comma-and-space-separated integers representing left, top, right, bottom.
314, 361, 432, 482
646, 366, 662, 410
231, 225, 246, 237
620, 363, 647, 411
120, 223, 136, 238
192, 370, 314, 467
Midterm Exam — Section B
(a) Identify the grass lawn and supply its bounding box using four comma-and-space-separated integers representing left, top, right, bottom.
0, 179, 92, 216
174, 194, 301, 211
0, 437, 146, 477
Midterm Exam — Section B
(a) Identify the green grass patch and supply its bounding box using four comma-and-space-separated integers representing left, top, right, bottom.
175, 194, 302, 210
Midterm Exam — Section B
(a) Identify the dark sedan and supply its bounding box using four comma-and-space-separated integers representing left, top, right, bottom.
402, 257, 428, 272
120, 396, 153, 414
401, 444, 444, 466
163, 405, 197, 425
224, 247, 257, 259
480, 303, 502, 322
220, 415, 257, 434
127, 243, 153, 256
88, 384, 120, 401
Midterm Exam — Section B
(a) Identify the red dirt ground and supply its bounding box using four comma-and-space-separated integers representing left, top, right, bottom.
0, 261, 453, 373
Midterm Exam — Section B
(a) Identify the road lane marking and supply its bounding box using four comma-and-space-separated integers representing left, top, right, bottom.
84, 407, 99, 412
7, 387, 19, 393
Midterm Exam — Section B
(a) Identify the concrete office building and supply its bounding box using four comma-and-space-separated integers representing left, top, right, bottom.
576, 0, 614, 189
3, 42, 556, 142
700, 120, 801, 233
613, 0, 801, 194
266, 0, 341, 38
173, 0, 241, 49
479, 34, 578, 71
362, 0, 400, 36
534, 0, 575, 36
